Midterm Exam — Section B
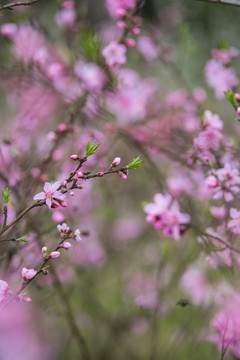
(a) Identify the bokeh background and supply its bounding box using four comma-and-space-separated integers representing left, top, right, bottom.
0, 0, 240, 359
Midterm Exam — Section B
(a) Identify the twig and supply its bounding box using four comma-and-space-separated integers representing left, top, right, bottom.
196, 0, 240, 8
0, 0, 40, 11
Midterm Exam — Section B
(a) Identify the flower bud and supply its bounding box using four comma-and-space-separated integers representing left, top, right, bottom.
111, 157, 121, 167
70, 154, 79, 160
125, 38, 136, 47
58, 123, 67, 132
49, 251, 60, 259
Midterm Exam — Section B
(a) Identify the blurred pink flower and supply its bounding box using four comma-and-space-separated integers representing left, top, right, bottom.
102, 41, 127, 67
0, 280, 9, 302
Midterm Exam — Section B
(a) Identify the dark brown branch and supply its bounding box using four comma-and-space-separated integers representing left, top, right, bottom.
196, 0, 240, 8
0, 0, 40, 11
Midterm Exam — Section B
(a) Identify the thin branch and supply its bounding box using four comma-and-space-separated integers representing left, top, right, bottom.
0, 0, 40, 11
196, 0, 240, 8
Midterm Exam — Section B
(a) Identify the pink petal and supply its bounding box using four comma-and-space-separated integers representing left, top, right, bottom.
33, 192, 46, 201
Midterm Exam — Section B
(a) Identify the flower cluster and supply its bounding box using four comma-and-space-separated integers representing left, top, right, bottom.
144, 193, 190, 240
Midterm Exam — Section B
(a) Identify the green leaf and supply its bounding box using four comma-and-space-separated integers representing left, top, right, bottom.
16, 237, 29, 243
127, 155, 144, 169
224, 89, 238, 107
1, 188, 9, 205
85, 141, 102, 157
218, 39, 228, 50
42, 265, 50, 270
78, 31, 101, 61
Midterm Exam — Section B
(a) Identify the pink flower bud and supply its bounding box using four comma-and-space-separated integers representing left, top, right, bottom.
31, 167, 41, 178
131, 27, 141, 35
62, 241, 71, 249
51, 201, 60, 208
125, 38, 136, 47
60, 201, 68, 208
97, 172, 104, 177
61, 180, 67, 188
69, 190, 74, 196
111, 157, 121, 167
40, 174, 47, 182
77, 171, 83, 178
42, 269, 49, 275
120, 172, 127, 180
52, 211, 65, 223
235, 93, 240, 101
48, 131, 57, 141
22, 267, 37, 281
49, 251, 61, 259
70, 154, 79, 160
58, 123, 67, 132
237, 107, 240, 115
205, 175, 218, 189
42, 246, 47, 256
117, 21, 126, 29
115, 8, 126, 17
20, 296, 32, 302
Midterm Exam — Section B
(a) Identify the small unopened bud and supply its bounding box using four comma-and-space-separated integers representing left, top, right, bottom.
237, 107, 240, 115
42, 246, 47, 256
131, 27, 141, 35
70, 154, 79, 160
117, 21, 126, 29
62, 241, 71, 249
125, 38, 136, 47
58, 123, 67, 132
69, 190, 74, 196
97, 172, 104, 177
49, 251, 60, 259
111, 157, 121, 167
61, 180, 67, 188
48, 131, 57, 141
40, 174, 47, 182
77, 171, 83, 178
42, 269, 49, 275
115, 8, 126, 17
60, 201, 68, 208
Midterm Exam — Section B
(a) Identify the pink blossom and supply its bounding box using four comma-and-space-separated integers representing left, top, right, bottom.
55, 7, 76, 28
203, 110, 223, 130
210, 206, 226, 219
205, 59, 239, 99
102, 41, 127, 67
105, 0, 136, 18
137, 36, 160, 61
163, 201, 190, 241
22, 267, 37, 281
57, 223, 70, 235
0, 280, 9, 302
1, 23, 17, 37
205, 175, 218, 189
33, 181, 65, 209
72, 229, 81, 241
228, 208, 240, 234
74, 62, 106, 91
208, 296, 240, 357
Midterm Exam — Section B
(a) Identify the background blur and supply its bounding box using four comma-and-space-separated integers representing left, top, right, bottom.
0, 0, 240, 359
